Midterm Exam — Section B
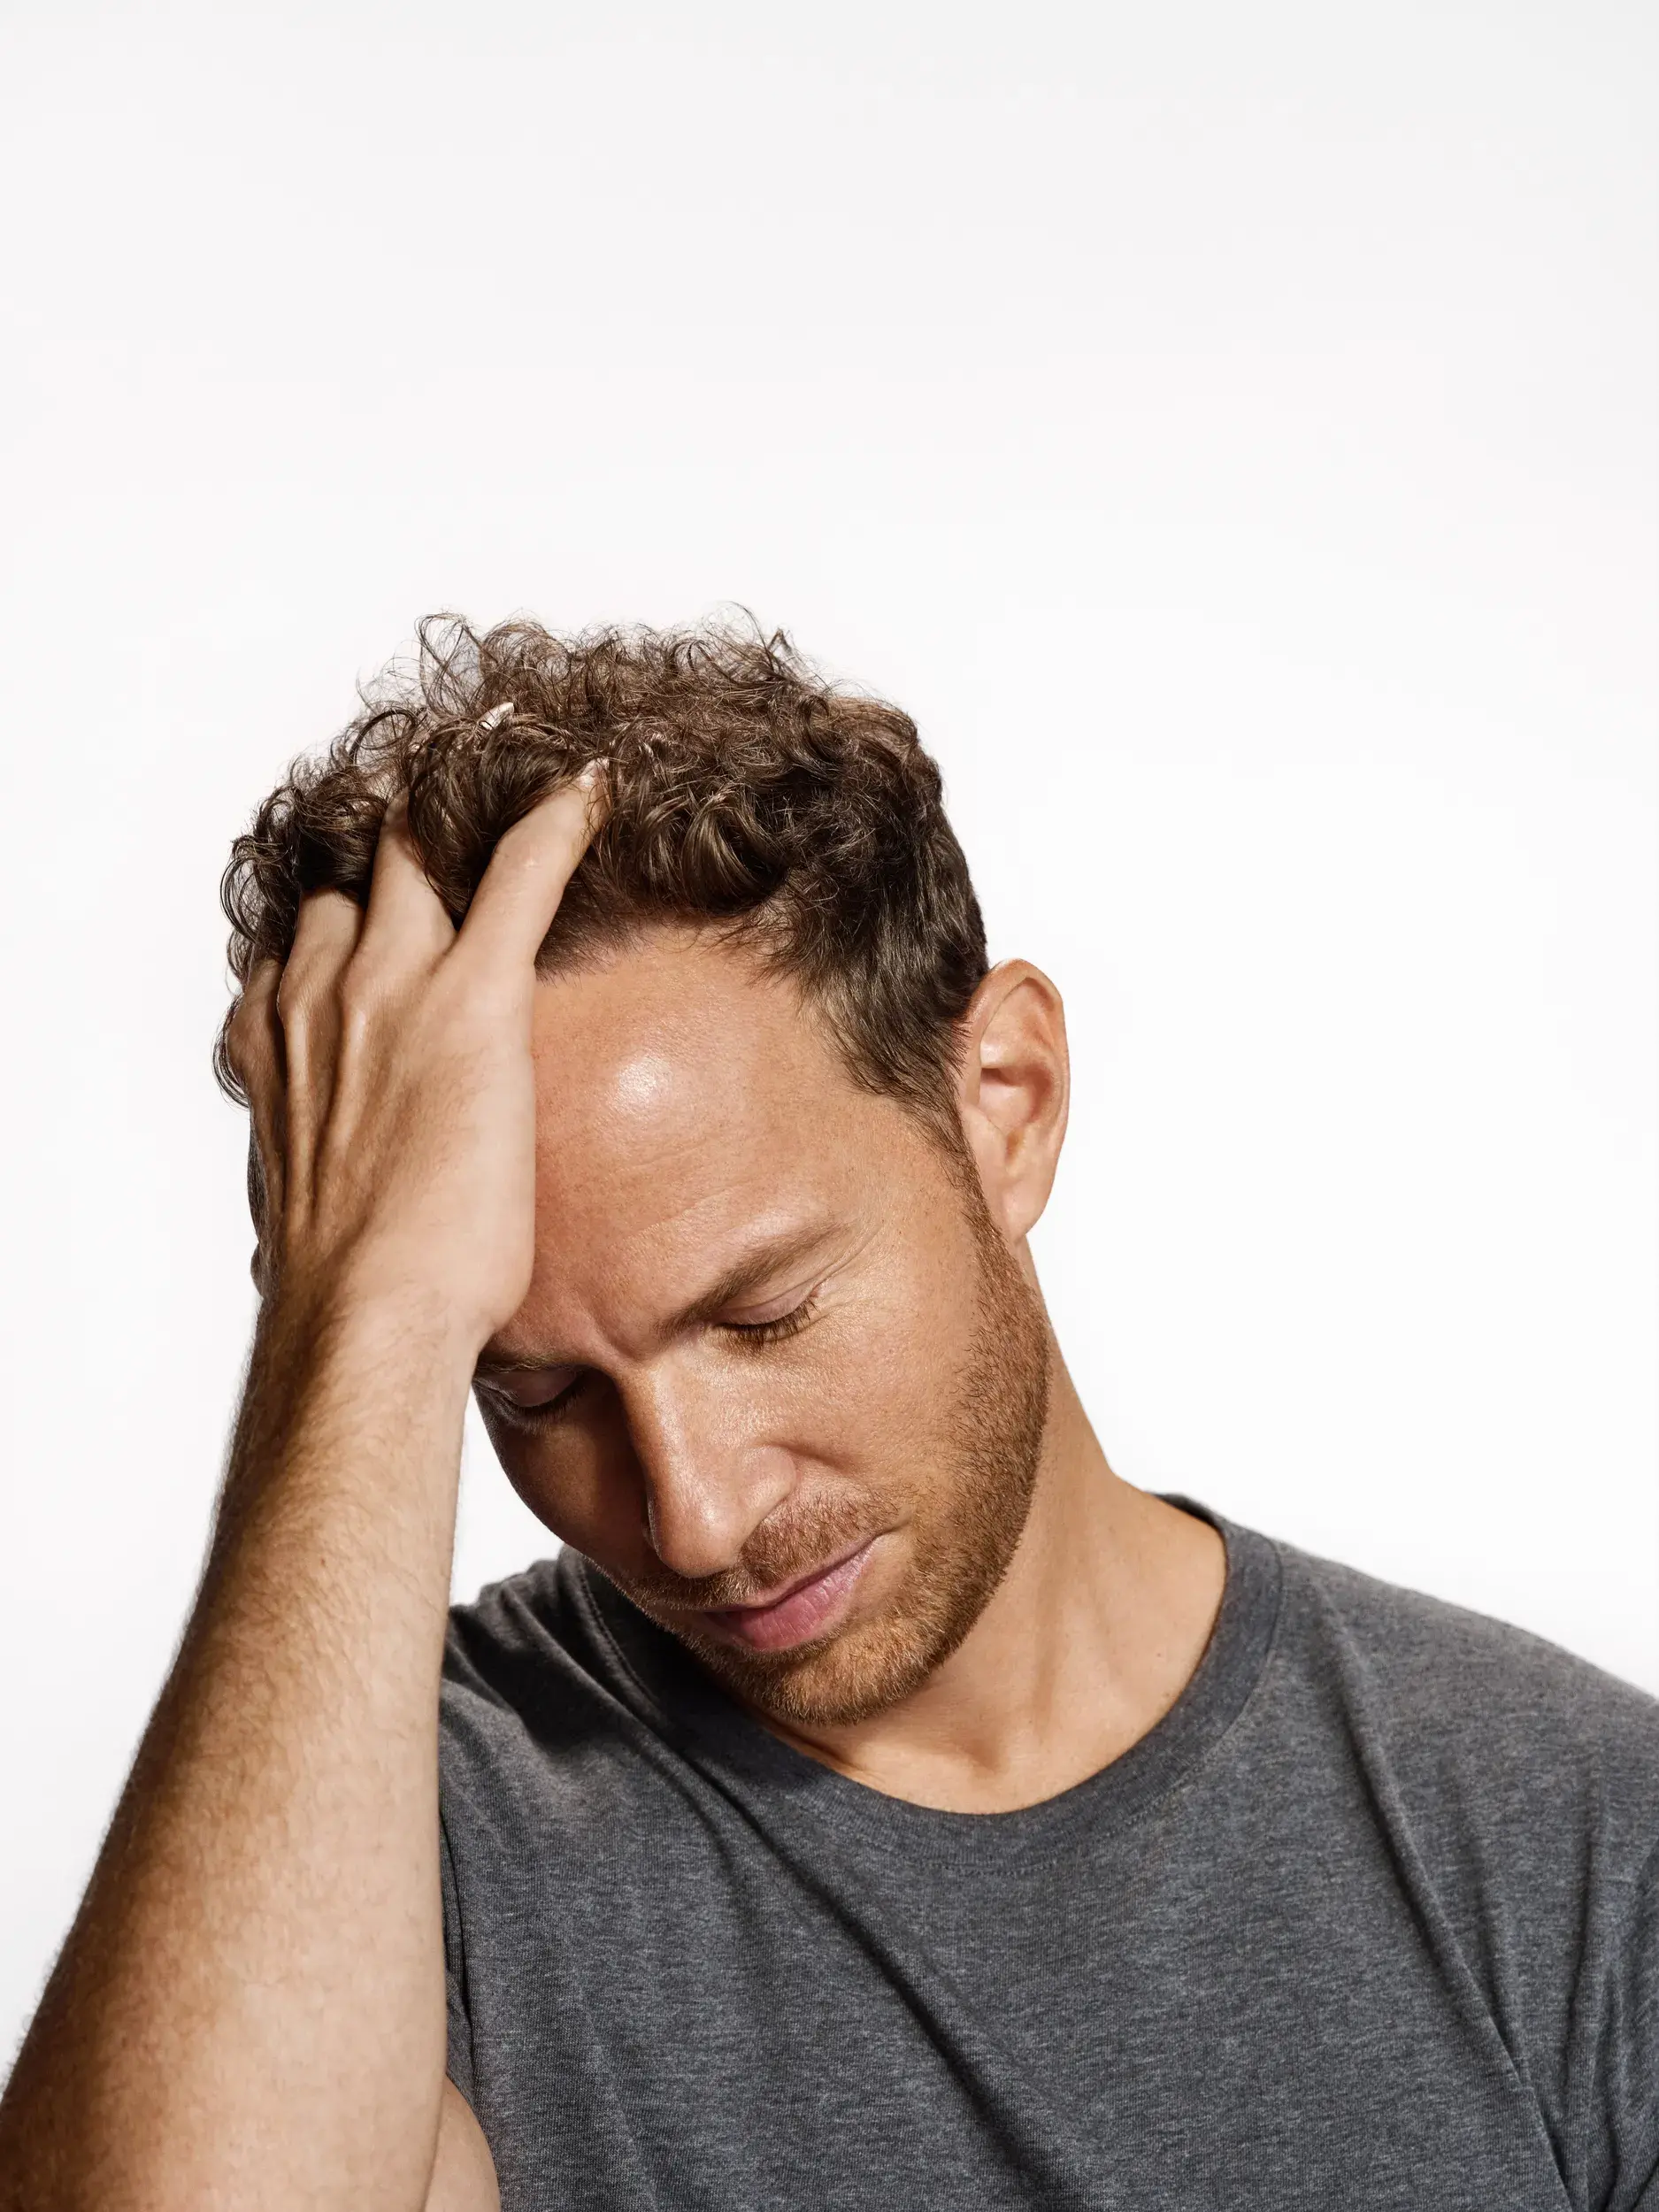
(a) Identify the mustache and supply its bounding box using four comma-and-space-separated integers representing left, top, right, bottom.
619, 1493, 882, 1613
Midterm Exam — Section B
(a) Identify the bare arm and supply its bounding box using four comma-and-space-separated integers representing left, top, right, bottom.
430, 2083, 503, 2211
0, 780, 600, 2211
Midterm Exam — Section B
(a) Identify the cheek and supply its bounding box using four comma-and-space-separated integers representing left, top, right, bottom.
798, 1284, 977, 1485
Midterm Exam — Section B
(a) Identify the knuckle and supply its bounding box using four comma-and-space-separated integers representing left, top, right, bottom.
273, 967, 306, 1026
226, 1000, 272, 1091
275, 958, 338, 1036
223, 1010, 252, 1081
334, 959, 388, 1031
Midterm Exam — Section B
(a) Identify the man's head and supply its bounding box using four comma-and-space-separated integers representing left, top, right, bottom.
221, 615, 1070, 1728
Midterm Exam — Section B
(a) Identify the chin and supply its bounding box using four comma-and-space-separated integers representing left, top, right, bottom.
676, 1588, 985, 1732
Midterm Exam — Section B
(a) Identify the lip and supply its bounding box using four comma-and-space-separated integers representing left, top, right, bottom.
696, 1539, 877, 1654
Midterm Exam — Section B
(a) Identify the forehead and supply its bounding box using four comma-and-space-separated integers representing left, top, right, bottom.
533, 926, 857, 1171
525, 929, 909, 1321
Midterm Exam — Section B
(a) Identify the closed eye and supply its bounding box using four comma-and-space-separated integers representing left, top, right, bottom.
477, 1287, 826, 1428
475, 1369, 591, 1430
720, 1292, 820, 1348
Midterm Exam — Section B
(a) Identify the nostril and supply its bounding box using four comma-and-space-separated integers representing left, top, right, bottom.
626, 1380, 797, 1578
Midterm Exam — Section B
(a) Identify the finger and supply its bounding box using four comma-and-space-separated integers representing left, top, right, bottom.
226, 961, 287, 1278
277, 888, 365, 1024
225, 957, 282, 1110
455, 766, 607, 977
276, 890, 364, 1180
358, 796, 457, 973
247, 1133, 275, 1299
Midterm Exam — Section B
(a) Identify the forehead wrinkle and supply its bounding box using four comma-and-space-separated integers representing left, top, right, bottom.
540, 1111, 780, 1245
591, 1179, 818, 1290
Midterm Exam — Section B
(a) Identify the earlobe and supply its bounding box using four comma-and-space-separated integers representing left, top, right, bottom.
956, 961, 1070, 1243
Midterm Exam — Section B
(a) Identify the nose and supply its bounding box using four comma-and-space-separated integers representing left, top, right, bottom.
621, 1366, 796, 1582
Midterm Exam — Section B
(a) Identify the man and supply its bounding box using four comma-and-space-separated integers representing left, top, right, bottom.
1, 615, 1655, 2212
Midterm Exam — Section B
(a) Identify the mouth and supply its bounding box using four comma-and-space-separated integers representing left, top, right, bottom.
695, 1538, 878, 1655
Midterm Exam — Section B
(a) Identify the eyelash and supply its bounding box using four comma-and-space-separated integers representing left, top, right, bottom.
487, 1374, 590, 1431
722, 1291, 820, 1348
485, 1294, 821, 1429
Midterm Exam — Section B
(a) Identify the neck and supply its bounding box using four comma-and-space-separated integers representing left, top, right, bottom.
755, 1351, 1227, 1813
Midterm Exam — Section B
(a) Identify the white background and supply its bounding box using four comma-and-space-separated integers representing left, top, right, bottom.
1, 0, 1654, 2069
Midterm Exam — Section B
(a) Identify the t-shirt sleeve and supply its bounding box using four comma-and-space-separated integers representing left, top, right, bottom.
439, 1809, 478, 2108
1596, 1836, 1659, 2212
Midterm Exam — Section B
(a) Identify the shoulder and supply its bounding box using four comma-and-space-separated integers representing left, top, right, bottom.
1265, 1542, 1659, 2200
1280, 1539, 1659, 1755
1275, 1537, 1659, 1882
440, 1548, 655, 1788
445, 1548, 583, 1683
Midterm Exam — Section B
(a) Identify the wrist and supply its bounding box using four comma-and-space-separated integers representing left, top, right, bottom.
265, 1255, 487, 1365
253, 1268, 483, 1417
219, 1278, 480, 1556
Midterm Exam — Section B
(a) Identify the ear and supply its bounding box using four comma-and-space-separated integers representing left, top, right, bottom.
955, 960, 1070, 1244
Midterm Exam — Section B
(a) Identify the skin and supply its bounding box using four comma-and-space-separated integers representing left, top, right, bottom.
481, 931, 1223, 1804
0, 781, 1223, 2211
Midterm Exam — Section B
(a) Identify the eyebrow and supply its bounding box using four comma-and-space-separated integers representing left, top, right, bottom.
474, 1349, 568, 1379
473, 1220, 841, 1378
667, 1222, 840, 1333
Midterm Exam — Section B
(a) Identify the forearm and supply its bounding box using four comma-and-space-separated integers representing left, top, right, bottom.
0, 1289, 474, 2211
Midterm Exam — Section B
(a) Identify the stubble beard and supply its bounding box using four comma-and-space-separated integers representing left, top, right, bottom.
642, 1212, 1054, 1731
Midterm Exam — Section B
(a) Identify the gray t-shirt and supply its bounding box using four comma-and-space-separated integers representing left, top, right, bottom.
439, 1505, 1659, 2210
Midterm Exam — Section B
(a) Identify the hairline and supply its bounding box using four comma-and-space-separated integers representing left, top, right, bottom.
532, 908, 980, 1171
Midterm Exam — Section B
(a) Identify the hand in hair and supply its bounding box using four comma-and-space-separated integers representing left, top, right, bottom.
229, 767, 607, 1348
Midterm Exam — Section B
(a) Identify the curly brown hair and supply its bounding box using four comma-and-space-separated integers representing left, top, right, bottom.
217, 613, 988, 1133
